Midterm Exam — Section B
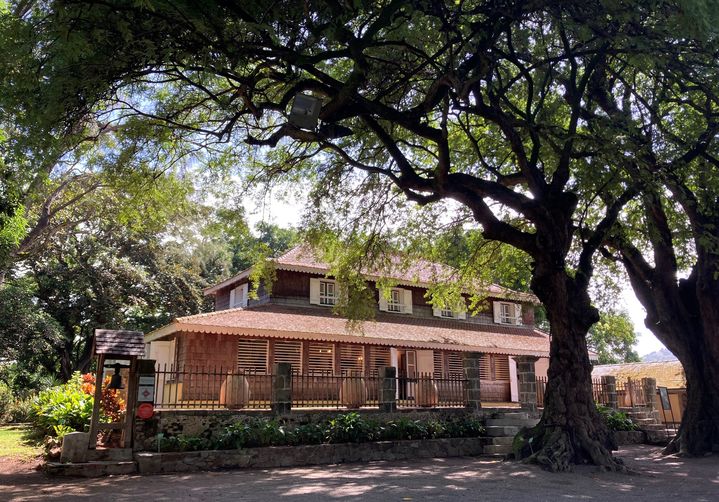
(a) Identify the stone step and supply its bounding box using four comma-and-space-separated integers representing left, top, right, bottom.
485, 418, 539, 428
492, 412, 529, 420
487, 436, 515, 446
639, 424, 667, 431
86, 448, 133, 462
483, 444, 513, 456
485, 425, 521, 437
46, 461, 137, 477
633, 418, 659, 424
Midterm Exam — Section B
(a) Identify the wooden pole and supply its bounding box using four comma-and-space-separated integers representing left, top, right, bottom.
121, 357, 139, 448
88, 354, 105, 449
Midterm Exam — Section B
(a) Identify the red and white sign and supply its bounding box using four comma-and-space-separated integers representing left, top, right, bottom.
136, 402, 154, 420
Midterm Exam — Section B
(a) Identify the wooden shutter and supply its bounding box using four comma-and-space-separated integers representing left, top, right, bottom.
339, 344, 364, 374
237, 339, 268, 373
229, 288, 236, 308
479, 354, 492, 379
307, 342, 334, 374
433, 351, 443, 377
447, 352, 464, 377
273, 340, 303, 372
240, 283, 249, 307
402, 289, 413, 314
378, 292, 389, 312
514, 304, 523, 325
492, 301, 502, 323
367, 346, 391, 373
309, 278, 321, 305
494, 355, 510, 381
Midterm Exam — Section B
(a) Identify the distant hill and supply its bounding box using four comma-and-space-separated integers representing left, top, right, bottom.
642, 348, 678, 362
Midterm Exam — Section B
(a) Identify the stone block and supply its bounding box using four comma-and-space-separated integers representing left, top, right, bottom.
60, 432, 89, 463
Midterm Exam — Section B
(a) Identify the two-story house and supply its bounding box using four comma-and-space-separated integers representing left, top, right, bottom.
145, 245, 551, 404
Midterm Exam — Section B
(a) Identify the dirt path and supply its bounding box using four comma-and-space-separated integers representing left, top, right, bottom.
1, 445, 717, 502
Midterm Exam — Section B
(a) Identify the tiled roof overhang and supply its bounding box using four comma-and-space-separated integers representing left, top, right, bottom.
146, 305, 550, 357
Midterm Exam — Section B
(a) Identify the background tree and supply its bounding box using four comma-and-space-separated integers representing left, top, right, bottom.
4, 0, 714, 469
588, 313, 640, 365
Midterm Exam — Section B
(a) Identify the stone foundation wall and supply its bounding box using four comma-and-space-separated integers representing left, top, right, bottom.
135, 437, 486, 474
134, 408, 472, 451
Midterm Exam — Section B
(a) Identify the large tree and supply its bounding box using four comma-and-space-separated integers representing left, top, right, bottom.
5, 0, 714, 469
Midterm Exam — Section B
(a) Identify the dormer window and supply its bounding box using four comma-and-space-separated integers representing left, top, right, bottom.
432, 305, 467, 320
379, 287, 413, 314
319, 280, 337, 306
310, 277, 338, 307
493, 301, 522, 325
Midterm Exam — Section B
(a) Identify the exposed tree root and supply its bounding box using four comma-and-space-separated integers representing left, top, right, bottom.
513, 424, 625, 473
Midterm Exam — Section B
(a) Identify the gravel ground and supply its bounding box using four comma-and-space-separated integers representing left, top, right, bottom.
1, 445, 717, 502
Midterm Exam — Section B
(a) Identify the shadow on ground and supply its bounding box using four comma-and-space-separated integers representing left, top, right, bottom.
2, 445, 717, 502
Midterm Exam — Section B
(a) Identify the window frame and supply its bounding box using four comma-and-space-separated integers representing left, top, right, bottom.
319, 279, 337, 306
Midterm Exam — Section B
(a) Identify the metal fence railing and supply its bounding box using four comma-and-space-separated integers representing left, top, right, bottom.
536, 376, 613, 408
153, 365, 468, 411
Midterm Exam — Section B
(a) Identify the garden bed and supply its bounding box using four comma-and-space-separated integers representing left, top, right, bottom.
135, 436, 487, 474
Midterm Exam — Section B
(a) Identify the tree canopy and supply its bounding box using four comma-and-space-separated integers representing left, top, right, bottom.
3, 0, 719, 468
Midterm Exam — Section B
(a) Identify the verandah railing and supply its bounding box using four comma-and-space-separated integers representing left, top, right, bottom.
153, 365, 468, 410
535, 376, 611, 408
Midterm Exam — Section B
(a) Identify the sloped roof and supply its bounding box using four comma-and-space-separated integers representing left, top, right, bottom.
592, 361, 685, 389
204, 245, 538, 303
146, 304, 550, 357
94, 329, 145, 357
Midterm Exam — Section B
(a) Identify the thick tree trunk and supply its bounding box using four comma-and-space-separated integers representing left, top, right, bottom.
514, 263, 622, 471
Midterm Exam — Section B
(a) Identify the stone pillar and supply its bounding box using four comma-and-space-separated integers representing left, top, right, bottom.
378, 366, 397, 412
463, 352, 482, 411
514, 356, 539, 412
272, 362, 292, 414
601, 375, 618, 409
642, 377, 657, 411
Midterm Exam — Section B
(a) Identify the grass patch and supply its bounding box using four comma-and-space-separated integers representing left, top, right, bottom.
0, 425, 42, 461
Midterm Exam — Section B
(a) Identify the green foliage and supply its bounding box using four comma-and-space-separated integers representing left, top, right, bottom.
0, 381, 11, 422
588, 313, 641, 364
30, 373, 93, 437
165, 413, 486, 452
596, 405, 638, 432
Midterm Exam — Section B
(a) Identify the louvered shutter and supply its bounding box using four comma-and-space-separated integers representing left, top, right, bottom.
237, 339, 268, 373
493, 301, 502, 323
339, 344, 364, 374
229, 288, 236, 308
494, 355, 510, 381
479, 354, 492, 379
433, 351, 443, 377
240, 283, 249, 307
273, 340, 303, 372
447, 352, 464, 377
514, 304, 523, 325
368, 346, 391, 373
307, 342, 334, 374
402, 289, 413, 314
309, 278, 321, 305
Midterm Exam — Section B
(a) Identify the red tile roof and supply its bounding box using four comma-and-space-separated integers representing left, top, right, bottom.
592, 361, 685, 389
205, 245, 538, 303
146, 304, 550, 357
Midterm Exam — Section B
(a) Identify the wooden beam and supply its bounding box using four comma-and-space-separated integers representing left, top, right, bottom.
88, 354, 105, 449
121, 357, 139, 449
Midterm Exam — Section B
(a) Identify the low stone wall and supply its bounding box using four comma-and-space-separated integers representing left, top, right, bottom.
135, 437, 486, 474
134, 408, 472, 451
614, 430, 646, 445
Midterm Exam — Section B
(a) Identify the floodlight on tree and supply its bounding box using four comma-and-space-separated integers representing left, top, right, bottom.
289, 93, 322, 130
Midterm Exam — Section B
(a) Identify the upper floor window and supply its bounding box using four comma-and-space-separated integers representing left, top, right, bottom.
319, 280, 337, 306
310, 277, 338, 307
379, 287, 413, 314
432, 304, 467, 320
493, 301, 522, 325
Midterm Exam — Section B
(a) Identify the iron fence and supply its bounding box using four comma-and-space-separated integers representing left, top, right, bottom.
154, 365, 468, 410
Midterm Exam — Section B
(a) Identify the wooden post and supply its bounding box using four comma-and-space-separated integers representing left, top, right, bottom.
88, 354, 105, 449
121, 357, 139, 448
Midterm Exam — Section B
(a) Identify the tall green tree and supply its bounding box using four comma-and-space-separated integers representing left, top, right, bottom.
5, 0, 716, 469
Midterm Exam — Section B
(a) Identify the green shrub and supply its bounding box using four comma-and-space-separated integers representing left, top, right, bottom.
154, 434, 213, 452
7, 396, 34, 423
30, 373, 94, 436
596, 404, 638, 431
0, 381, 13, 422
325, 412, 375, 443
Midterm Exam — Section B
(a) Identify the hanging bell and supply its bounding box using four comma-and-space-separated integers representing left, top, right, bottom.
107, 363, 124, 390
